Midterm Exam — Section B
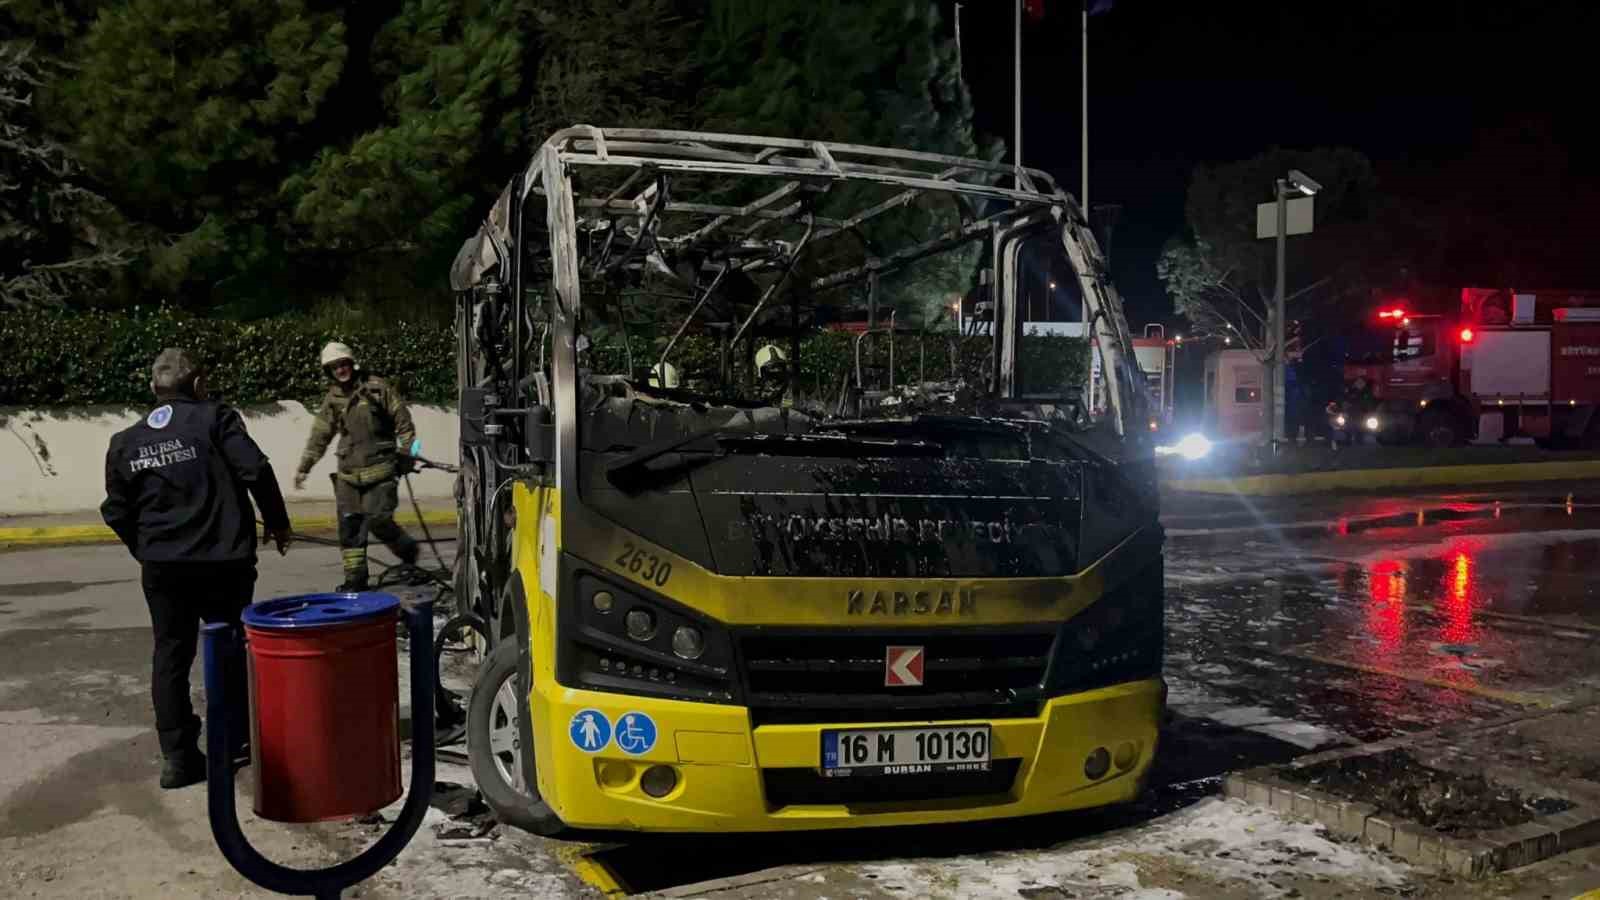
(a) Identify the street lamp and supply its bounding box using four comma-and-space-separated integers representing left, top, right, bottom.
1269, 168, 1321, 447
1285, 169, 1322, 196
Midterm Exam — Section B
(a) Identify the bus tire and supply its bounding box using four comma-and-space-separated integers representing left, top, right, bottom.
467, 640, 566, 835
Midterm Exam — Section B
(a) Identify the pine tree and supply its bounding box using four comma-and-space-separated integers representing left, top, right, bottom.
57, 0, 348, 308
700, 0, 982, 156
698, 1, 993, 326
12, 0, 991, 318
286, 0, 527, 250
0, 43, 133, 308
524, 0, 700, 148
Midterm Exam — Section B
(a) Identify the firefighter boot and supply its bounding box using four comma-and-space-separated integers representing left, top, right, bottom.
338, 512, 370, 592
160, 747, 207, 789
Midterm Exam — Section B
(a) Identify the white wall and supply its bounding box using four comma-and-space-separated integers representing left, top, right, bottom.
1, 402, 459, 517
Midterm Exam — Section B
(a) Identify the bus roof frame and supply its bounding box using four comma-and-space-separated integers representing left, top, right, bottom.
451, 126, 1142, 442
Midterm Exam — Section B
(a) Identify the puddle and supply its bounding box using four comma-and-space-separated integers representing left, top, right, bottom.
1282, 748, 1572, 836
0, 580, 129, 598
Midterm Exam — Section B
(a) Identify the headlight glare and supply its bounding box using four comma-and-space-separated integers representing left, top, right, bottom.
1175, 432, 1212, 461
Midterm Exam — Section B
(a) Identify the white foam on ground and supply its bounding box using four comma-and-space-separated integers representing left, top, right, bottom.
859, 798, 1407, 899
1164, 560, 1338, 587
352, 759, 577, 900
1166, 678, 1349, 751
1204, 706, 1344, 750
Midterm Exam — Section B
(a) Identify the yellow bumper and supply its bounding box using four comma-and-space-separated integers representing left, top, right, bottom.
530, 677, 1165, 833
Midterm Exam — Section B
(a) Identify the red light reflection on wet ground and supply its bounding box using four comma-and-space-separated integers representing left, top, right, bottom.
1363, 558, 1407, 659
1361, 539, 1487, 683
1441, 548, 1479, 646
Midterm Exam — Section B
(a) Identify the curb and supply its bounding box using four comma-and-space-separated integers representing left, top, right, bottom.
1222, 700, 1600, 878
1223, 767, 1600, 878
0, 509, 458, 548
1168, 459, 1600, 496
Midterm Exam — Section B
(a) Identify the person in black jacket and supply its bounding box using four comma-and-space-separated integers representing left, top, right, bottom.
101, 348, 294, 789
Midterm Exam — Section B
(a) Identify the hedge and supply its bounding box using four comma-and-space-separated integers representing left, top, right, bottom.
0, 307, 455, 408
1, 307, 1087, 409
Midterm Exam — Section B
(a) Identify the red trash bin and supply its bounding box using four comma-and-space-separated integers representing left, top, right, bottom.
242, 592, 403, 823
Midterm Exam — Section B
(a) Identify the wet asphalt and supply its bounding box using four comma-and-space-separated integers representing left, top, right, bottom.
2, 483, 1599, 896
1164, 486, 1600, 736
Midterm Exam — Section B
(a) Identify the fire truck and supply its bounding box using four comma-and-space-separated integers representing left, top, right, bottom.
1328, 287, 1600, 447
1131, 325, 1174, 433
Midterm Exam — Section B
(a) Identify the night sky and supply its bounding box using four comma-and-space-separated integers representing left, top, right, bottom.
949, 0, 1600, 327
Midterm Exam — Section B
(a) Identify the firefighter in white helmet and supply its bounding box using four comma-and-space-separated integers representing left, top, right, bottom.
755, 343, 791, 401
294, 342, 422, 590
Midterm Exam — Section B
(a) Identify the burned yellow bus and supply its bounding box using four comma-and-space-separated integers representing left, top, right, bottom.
450, 128, 1163, 833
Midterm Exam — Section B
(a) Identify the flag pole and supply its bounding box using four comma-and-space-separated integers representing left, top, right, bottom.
1080, 0, 1091, 340
1081, 0, 1089, 214
1014, 0, 1023, 188
954, 2, 963, 61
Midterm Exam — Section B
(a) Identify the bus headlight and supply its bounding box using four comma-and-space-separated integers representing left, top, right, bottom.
1364, 415, 1381, 432
563, 568, 736, 703
625, 608, 657, 641
671, 625, 706, 660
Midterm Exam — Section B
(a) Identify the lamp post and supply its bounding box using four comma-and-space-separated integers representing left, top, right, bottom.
1268, 168, 1321, 447
1014, 0, 1023, 187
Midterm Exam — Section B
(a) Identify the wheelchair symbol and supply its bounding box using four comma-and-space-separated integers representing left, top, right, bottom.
613, 711, 657, 755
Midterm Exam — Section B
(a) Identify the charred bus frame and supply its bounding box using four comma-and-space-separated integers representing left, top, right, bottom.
450, 126, 1149, 635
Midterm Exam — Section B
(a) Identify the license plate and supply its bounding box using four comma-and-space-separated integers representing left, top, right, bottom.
821, 725, 991, 777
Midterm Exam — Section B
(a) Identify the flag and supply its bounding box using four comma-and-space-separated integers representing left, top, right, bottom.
1026, 0, 1114, 21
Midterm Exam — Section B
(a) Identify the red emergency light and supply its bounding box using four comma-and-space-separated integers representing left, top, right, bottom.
1376, 307, 1407, 320
1459, 327, 1475, 343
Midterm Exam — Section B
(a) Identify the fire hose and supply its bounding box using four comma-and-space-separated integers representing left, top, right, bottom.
260, 453, 486, 750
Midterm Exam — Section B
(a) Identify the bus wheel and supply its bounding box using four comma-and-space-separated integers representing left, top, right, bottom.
467, 641, 565, 835
1418, 409, 1462, 448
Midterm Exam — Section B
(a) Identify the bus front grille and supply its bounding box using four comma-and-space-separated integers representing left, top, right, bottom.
737, 629, 1056, 726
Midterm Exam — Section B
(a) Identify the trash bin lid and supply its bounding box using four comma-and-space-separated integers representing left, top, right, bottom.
242, 592, 401, 629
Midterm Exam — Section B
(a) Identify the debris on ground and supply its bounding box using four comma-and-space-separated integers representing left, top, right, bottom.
432, 781, 489, 817
434, 817, 498, 841
1284, 749, 1572, 835
428, 779, 498, 842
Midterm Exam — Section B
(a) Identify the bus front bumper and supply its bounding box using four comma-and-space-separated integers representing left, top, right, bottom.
530, 677, 1165, 833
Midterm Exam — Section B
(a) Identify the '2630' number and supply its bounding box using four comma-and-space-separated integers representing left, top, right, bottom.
615, 542, 672, 587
